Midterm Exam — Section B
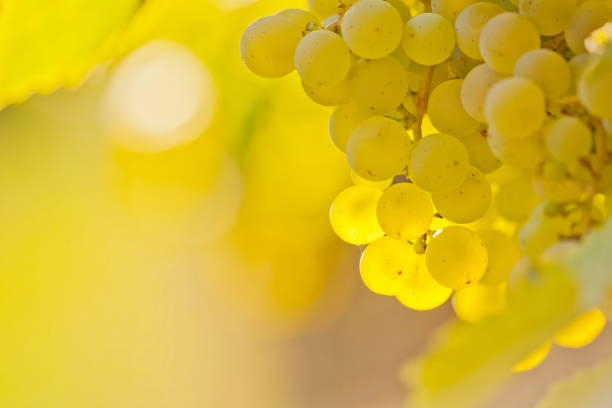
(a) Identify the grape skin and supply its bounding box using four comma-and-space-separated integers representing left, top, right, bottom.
455, 2, 505, 60
329, 103, 374, 152
545, 116, 592, 166
329, 185, 384, 245
460, 130, 502, 173
518, 0, 576, 36
294, 30, 352, 87
402, 13, 456, 66
377, 182, 434, 241
428, 79, 480, 137
461, 63, 508, 123
396, 256, 452, 311
565, 0, 612, 55
513, 49, 571, 100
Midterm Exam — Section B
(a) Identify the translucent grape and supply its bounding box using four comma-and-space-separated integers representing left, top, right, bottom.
565, 0, 612, 54
350, 170, 392, 190
452, 282, 507, 323
461, 63, 508, 123
295, 29, 351, 87
276, 8, 320, 28
479, 12, 541, 74
329, 185, 384, 245
554, 308, 607, 348
426, 225, 488, 289
578, 52, 612, 119
307, 0, 339, 18
513, 49, 571, 100
396, 256, 453, 311
484, 77, 546, 139
455, 2, 505, 60
360, 236, 418, 296
512, 342, 551, 372
347, 56, 409, 114
341, 0, 404, 59
478, 229, 521, 284
409, 134, 470, 193
545, 116, 592, 165
402, 13, 456, 66
518, 0, 576, 36
329, 103, 373, 152
377, 182, 434, 241
488, 126, 547, 171
461, 130, 502, 173
428, 79, 480, 137
346, 116, 412, 181
496, 176, 540, 222
302, 79, 349, 106
431, 0, 478, 23
432, 166, 492, 223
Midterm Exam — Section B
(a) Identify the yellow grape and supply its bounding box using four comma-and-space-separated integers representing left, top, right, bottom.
432, 166, 492, 224
360, 236, 418, 296
485, 78, 546, 139
276, 8, 320, 28
512, 342, 551, 372
431, 0, 478, 23
578, 52, 612, 119
532, 166, 585, 203
329, 103, 373, 152
495, 176, 540, 222
428, 79, 480, 137
329, 185, 384, 245
402, 13, 456, 66
568, 53, 592, 93
455, 2, 505, 60
518, 0, 576, 36
350, 170, 392, 190
461, 63, 508, 123
478, 229, 521, 284
377, 182, 434, 241
461, 130, 502, 173
307, 0, 339, 18
295, 29, 351, 87
514, 49, 571, 100
479, 12, 541, 74
487, 126, 547, 171
554, 308, 607, 348
347, 56, 409, 114
565, 0, 612, 54
545, 116, 592, 166
386, 0, 413, 23
341, 0, 404, 59
396, 256, 453, 311
409, 133, 470, 193
452, 282, 507, 323
302, 79, 349, 106
346, 116, 412, 181
425, 225, 488, 289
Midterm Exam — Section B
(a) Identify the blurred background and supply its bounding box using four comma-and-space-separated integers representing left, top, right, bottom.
0, 1, 610, 407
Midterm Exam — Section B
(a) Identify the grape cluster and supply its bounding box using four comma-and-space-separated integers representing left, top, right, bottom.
241, 0, 612, 346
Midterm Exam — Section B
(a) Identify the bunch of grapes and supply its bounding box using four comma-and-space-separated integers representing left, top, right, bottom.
241, 0, 612, 356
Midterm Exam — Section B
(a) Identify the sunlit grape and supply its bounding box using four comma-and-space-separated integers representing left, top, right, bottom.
295, 29, 351, 87
396, 256, 453, 311
377, 182, 434, 241
455, 2, 505, 60
460, 130, 502, 173
329, 185, 384, 245
402, 13, 456, 66
565, 0, 612, 54
495, 176, 540, 222
428, 79, 480, 137
514, 49, 571, 100
461, 63, 508, 123
518, 0, 576, 36
329, 103, 373, 152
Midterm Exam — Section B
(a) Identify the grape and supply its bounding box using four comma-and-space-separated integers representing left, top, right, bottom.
346, 116, 412, 181
461, 63, 508, 123
396, 256, 453, 311
409, 133, 471, 193
518, 0, 576, 36
478, 229, 521, 284
533, 166, 584, 202
377, 182, 434, 241
565, 0, 612, 54
432, 166, 492, 223
431, 0, 478, 23
402, 13, 456, 66
512, 342, 551, 372
452, 282, 507, 323
545, 116, 592, 166
488, 126, 547, 171
360, 236, 418, 296
496, 176, 540, 222
568, 53, 592, 93
351, 170, 392, 190
578, 52, 612, 119
426, 225, 488, 289
455, 2, 505, 60
276, 8, 320, 28
240, 15, 304, 78
307, 0, 339, 18
461, 130, 503, 173
554, 308, 607, 348
484, 77, 546, 139
329, 185, 384, 245
329, 103, 373, 152
295, 30, 351, 87
302, 79, 349, 106
479, 12, 541, 74
347, 56, 409, 114
341, 0, 404, 59
449, 47, 481, 78
428, 79, 480, 137
513, 49, 571, 100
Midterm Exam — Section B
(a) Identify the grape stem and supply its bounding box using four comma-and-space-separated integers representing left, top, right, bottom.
411, 65, 434, 141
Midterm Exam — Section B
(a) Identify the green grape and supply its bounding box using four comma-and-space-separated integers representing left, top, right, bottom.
428, 79, 480, 137
432, 166, 492, 223
276, 8, 320, 28
495, 176, 540, 222
329, 103, 373, 152
341, 0, 404, 59
461, 130, 502, 173
402, 13, 456, 66
455, 2, 505, 60
307, 0, 339, 18
396, 256, 453, 311
452, 282, 507, 323
346, 116, 412, 181
240, 15, 304, 78
484, 77, 546, 139
302, 79, 349, 106
513, 49, 571, 100
360, 236, 418, 296
377, 182, 434, 240
295, 29, 351, 87
351, 169, 393, 190
347, 56, 409, 114
409, 133, 471, 193
487, 126, 547, 171
568, 53, 592, 93
545, 116, 592, 166
478, 229, 521, 284
449, 47, 481, 78
578, 52, 612, 119
461, 63, 508, 123
329, 185, 384, 245
518, 0, 576, 36
565, 0, 612, 54
479, 12, 541, 74
431, 0, 478, 23
425, 225, 488, 289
